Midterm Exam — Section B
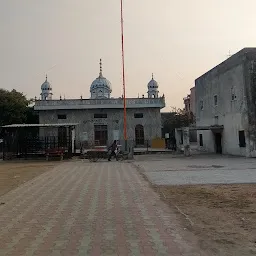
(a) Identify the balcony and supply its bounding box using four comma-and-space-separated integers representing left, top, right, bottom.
34, 97, 166, 110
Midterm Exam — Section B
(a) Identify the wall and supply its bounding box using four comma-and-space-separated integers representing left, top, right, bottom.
38, 108, 162, 146
190, 87, 196, 115
195, 49, 249, 156
243, 54, 256, 157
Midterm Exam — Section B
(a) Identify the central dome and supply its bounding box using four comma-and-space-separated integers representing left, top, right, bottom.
90, 59, 112, 99
90, 75, 112, 92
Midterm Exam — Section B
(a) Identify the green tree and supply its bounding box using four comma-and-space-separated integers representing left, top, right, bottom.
162, 108, 195, 136
0, 89, 34, 126
26, 106, 39, 124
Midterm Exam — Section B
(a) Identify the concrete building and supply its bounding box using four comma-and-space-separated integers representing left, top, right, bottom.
34, 60, 165, 148
183, 94, 191, 113
182, 87, 197, 142
195, 48, 256, 157
183, 87, 195, 115
190, 87, 195, 115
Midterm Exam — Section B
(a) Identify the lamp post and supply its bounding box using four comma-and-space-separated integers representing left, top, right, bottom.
120, 0, 127, 151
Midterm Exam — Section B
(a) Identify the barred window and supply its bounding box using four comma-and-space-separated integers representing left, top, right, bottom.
134, 113, 143, 118
58, 114, 66, 119
94, 113, 107, 118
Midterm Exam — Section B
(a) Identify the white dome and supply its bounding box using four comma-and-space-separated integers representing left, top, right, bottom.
41, 76, 52, 90
147, 73, 159, 98
90, 75, 112, 92
148, 75, 159, 89
90, 59, 112, 99
40, 75, 53, 100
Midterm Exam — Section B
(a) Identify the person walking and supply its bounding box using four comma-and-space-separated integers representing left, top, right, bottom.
108, 140, 117, 161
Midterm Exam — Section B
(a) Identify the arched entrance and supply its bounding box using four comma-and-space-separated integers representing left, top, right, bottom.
135, 124, 144, 146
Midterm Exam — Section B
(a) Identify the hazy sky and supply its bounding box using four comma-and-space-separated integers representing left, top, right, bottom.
1, 0, 256, 111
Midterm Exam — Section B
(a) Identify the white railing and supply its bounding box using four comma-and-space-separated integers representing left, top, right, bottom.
35, 97, 165, 109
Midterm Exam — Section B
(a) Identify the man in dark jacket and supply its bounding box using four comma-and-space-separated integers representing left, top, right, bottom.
108, 140, 117, 161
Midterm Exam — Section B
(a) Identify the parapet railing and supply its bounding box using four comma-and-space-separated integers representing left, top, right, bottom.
35, 97, 165, 107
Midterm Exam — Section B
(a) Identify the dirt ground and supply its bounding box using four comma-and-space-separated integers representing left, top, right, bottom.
156, 184, 256, 256
0, 161, 57, 197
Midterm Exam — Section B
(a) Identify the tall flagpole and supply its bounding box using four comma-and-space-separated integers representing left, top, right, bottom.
120, 0, 127, 150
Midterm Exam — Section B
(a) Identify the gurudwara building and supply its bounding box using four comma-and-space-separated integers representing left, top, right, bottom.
34, 60, 165, 148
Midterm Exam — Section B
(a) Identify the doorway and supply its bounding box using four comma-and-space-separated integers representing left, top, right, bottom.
135, 124, 145, 146
94, 125, 108, 146
58, 127, 67, 147
214, 133, 222, 154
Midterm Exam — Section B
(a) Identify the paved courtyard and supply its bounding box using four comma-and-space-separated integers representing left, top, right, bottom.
134, 154, 256, 186
0, 160, 203, 256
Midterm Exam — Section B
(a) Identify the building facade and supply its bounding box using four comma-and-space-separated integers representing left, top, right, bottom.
34, 60, 165, 147
183, 87, 195, 115
182, 87, 196, 142
195, 48, 256, 157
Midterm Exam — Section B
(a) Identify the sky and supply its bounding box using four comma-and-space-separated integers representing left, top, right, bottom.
1, 0, 256, 111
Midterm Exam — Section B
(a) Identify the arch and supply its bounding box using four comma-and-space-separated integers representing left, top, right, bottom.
135, 124, 144, 146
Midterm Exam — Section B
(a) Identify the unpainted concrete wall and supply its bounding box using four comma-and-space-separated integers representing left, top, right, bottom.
39, 108, 162, 146
195, 48, 253, 156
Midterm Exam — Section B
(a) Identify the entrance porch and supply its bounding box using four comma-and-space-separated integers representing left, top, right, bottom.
175, 125, 224, 156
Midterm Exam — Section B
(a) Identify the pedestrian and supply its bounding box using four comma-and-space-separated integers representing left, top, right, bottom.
108, 140, 117, 161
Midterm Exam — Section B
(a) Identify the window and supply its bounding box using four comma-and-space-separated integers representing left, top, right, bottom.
94, 113, 107, 118
214, 116, 218, 125
58, 114, 67, 119
199, 134, 203, 146
231, 87, 236, 100
239, 130, 246, 147
134, 113, 144, 118
214, 95, 218, 106
200, 100, 204, 110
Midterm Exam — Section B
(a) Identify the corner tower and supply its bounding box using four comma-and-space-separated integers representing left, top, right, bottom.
40, 75, 53, 100
147, 73, 159, 98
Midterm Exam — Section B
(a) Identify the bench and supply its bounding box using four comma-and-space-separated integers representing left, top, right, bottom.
45, 148, 65, 161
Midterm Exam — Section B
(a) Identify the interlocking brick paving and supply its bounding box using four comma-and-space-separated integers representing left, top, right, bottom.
0, 161, 203, 256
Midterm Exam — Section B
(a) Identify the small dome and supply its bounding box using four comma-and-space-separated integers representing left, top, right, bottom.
148, 74, 158, 89
41, 75, 52, 90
